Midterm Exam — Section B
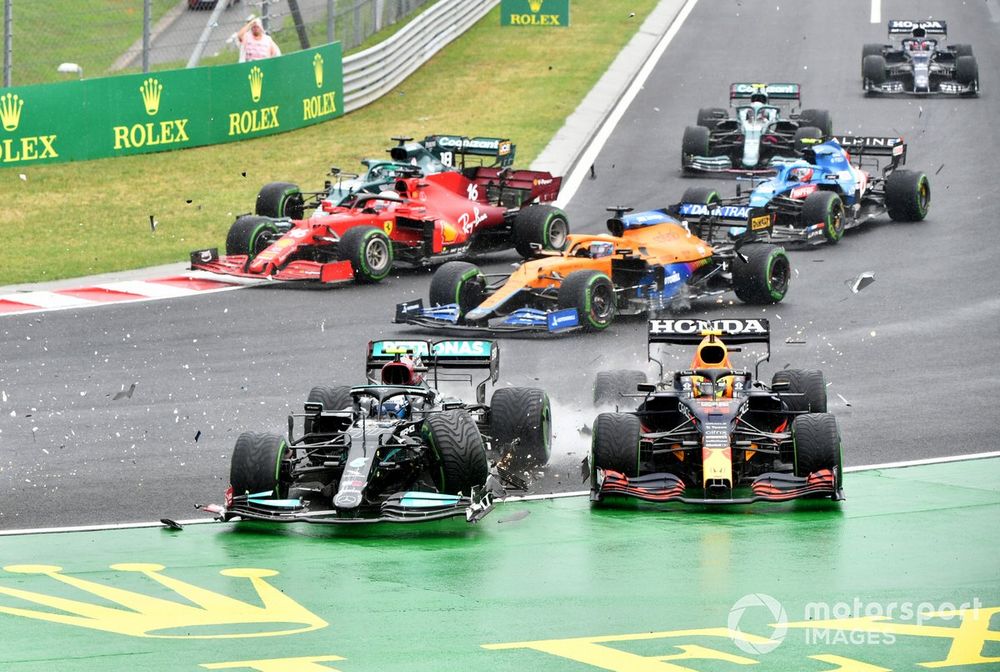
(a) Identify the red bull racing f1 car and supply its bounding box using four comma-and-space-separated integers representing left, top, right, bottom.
589, 318, 844, 505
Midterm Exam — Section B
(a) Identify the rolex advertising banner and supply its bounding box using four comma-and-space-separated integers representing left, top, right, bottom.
500, 0, 570, 27
0, 42, 342, 167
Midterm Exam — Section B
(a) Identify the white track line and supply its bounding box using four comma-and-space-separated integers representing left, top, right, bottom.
0, 291, 94, 309
1, 452, 997, 537
554, 0, 700, 209
871, 0, 881, 24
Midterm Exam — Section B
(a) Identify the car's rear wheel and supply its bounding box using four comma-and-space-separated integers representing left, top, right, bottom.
798, 109, 832, 137
423, 410, 488, 496
800, 191, 845, 244
558, 270, 617, 331
793, 126, 824, 153
772, 369, 827, 413
256, 182, 305, 219
489, 387, 552, 467
512, 204, 569, 258
696, 107, 726, 128
885, 170, 930, 221
338, 225, 393, 283
863, 54, 887, 87
592, 412, 641, 477
731, 244, 789, 304
304, 385, 353, 438
593, 370, 648, 407
225, 215, 280, 258
428, 261, 485, 319
230, 432, 288, 498
792, 413, 843, 483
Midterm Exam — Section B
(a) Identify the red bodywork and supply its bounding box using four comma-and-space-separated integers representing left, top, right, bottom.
192, 168, 561, 283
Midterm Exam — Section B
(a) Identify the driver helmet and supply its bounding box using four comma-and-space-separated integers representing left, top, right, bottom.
379, 399, 410, 419
381, 356, 422, 386
789, 166, 814, 183
589, 241, 614, 258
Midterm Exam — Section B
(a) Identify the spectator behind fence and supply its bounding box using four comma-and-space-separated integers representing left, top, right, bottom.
238, 17, 281, 62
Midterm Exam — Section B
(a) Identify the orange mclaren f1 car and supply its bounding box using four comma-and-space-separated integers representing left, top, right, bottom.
589, 318, 844, 504
395, 205, 790, 333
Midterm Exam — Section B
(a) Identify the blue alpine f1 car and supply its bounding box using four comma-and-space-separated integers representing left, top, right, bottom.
679, 135, 930, 245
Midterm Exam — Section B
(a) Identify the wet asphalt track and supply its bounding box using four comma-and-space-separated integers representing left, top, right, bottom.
1, 0, 998, 529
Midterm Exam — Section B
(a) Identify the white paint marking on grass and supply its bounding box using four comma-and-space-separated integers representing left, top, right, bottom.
554, 0, 701, 209
2, 452, 997, 536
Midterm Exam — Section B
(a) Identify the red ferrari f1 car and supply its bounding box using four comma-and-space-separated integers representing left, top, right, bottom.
190, 150, 566, 284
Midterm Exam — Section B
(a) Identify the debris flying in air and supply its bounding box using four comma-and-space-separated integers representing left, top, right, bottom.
850, 271, 876, 293
160, 518, 184, 530
113, 383, 137, 401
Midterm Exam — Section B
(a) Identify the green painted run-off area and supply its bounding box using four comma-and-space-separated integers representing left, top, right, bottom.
1, 459, 998, 671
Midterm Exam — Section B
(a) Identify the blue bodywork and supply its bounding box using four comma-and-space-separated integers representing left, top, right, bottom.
747, 139, 859, 208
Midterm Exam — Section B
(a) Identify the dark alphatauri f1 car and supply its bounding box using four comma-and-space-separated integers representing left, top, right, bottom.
254, 135, 519, 220
863, 20, 979, 96
589, 318, 844, 505
205, 339, 552, 524
682, 83, 833, 175
394, 205, 789, 334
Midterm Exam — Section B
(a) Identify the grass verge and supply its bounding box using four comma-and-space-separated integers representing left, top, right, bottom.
0, 0, 660, 286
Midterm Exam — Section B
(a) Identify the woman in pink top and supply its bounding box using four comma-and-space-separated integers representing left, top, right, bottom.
238, 17, 281, 62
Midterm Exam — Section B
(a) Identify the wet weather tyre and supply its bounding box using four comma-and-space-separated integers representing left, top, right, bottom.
304, 385, 352, 436
230, 432, 288, 497
256, 182, 305, 219
696, 107, 726, 128
798, 109, 832, 137
862, 43, 883, 62
800, 191, 845, 244
558, 270, 617, 331
863, 54, 887, 87
731, 244, 790, 304
423, 410, 488, 495
680, 186, 721, 206
338, 225, 394, 283
792, 413, 842, 481
512, 204, 569, 258
593, 370, 648, 407
956, 55, 978, 87
428, 261, 485, 318
592, 413, 641, 477
489, 387, 552, 467
885, 170, 930, 221
772, 369, 827, 413
793, 126, 824, 153
682, 126, 710, 160
225, 215, 280, 258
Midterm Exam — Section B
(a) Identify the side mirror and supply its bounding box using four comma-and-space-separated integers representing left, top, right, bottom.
637, 382, 656, 393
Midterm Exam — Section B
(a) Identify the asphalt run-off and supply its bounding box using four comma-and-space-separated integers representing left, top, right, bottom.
1, 458, 997, 672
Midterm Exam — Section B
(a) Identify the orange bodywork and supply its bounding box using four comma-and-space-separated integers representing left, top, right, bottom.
476, 222, 716, 312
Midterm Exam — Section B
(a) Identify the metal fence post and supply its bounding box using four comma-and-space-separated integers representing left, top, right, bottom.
261, 0, 270, 32
353, 0, 362, 49
142, 0, 151, 73
327, 0, 336, 44
3, 0, 11, 87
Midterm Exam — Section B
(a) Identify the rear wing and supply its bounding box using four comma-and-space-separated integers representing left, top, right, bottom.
648, 319, 771, 379
829, 135, 907, 167
730, 82, 800, 102
668, 203, 774, 243
366, 339, 499, 393
648, 319, 771, 346
888, 19, 947, 36
422, 135, 516, 168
